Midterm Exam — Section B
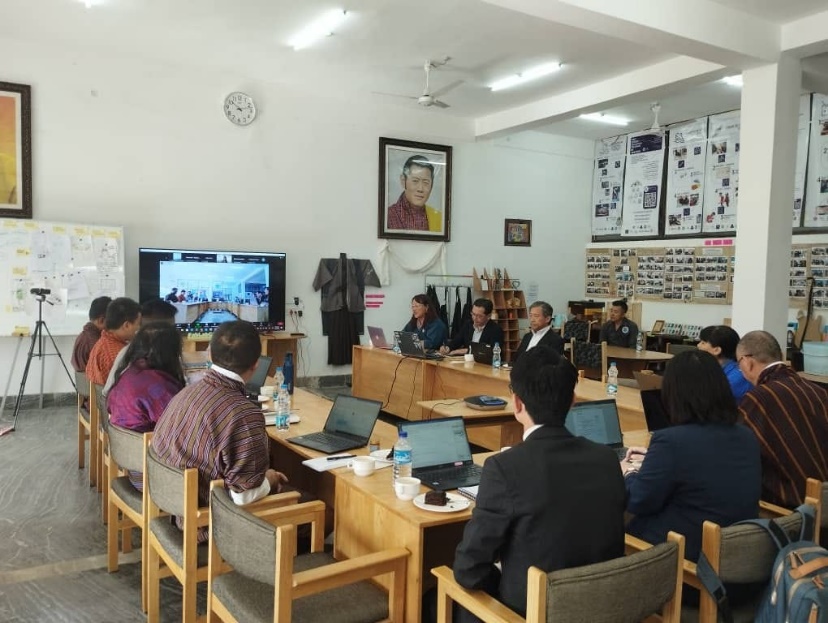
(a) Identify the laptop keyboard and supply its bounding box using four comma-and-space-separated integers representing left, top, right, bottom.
300, 431, 354, 450
418, 464, 482, 483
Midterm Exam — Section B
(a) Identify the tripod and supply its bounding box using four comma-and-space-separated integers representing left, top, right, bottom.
1, 291, 76, 437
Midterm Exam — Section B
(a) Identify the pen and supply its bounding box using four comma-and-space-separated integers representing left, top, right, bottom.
326, 454, 356, 461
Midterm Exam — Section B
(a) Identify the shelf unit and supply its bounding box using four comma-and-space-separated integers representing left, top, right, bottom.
473, 268, 527, 363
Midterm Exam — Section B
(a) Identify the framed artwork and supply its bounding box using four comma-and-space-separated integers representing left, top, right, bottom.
651, 319, 665, 334
0, 81, 32, 219
504, 219, 532, 247
378, 137, 452, 242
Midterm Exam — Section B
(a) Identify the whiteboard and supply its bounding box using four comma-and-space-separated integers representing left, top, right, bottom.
0, 218, 125, 337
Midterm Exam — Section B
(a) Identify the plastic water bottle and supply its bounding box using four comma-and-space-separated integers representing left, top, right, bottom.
635, 332, 644, 353
393, 334, 401, 355
607, 361, 618, 396
393, 430, 412, 482
273, 366, 284, 389
275, 384, 290, 431
492, 342, 502, 369
283, 352, 294, 395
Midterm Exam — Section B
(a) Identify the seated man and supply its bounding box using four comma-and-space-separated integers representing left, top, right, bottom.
440, 298, 504, 355
85, 297, 141, 386
151, 320, 287, 540
451, 346, 626, 621
598, 299, 639, 348
737, 330, 828, 507
512, 301, 563, 361
71, 296, 111, 373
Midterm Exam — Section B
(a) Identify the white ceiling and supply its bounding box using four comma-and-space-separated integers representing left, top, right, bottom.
2, 0, 828, 140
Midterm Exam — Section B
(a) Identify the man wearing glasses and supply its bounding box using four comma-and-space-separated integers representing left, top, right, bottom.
737, 330, 828, 508
440, 298, 504, 356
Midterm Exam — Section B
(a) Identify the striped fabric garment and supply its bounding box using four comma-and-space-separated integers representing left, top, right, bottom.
739, 364, 828, 508
85, 330, 127, 385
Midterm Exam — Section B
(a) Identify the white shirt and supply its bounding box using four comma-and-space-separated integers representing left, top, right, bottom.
523, 424, 543, 441
527, 325, 552, 351
472, 325, 485, 344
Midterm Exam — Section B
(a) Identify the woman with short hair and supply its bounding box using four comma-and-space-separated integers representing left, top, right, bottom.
697, 324, 752, 402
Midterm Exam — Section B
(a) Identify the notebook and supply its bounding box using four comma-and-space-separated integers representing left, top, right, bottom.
287, 395, 382, 454
469, 341, 493, 365
367, 326, 393, 349
245, 356, 273, 399
395, 331, 443, 360
399, 417, 482, 491
640, 389, 671, 431
565, 399, 628, 460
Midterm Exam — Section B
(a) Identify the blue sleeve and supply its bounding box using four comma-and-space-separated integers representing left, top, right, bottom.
625, 432, 677, 516
423, 320, 448, 350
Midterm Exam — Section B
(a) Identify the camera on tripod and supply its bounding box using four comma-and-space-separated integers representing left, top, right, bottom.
30, 288, 51, 296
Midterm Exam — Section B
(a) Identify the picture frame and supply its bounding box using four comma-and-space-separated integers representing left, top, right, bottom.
504, 218, 532, 247
0, 81, 32, 219
651, 319, 665, 334
378, 137, 452, 242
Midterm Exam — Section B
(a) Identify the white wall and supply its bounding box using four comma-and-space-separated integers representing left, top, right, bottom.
0, 36, 594, 396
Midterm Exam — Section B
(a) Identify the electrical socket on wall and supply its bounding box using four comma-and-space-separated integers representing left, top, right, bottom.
288, 296, 304, 316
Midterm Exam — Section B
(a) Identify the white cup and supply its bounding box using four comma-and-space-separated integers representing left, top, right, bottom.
260, 386, 276, 399
394, 477, 421, 500
464, 353, 475, 362
351, 456, 376, 477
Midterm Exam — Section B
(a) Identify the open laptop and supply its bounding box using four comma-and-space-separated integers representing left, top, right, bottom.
245, 356, 273, 400
640, 389, 671, 431
367, 326, 393, 349
565, 399, 628, 460
399, 417, 482, 491
287, 395, 382, 454
469, 341, 493, 365
395, 331, 443, 360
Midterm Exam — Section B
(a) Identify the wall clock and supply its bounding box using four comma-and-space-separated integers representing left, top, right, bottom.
223, 91, 257, 126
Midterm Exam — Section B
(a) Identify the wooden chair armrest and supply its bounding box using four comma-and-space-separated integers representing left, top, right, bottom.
682, 559, 703, 590
759, 499, 792, 518
431, 566, 526, 623
244, 490, 301, 512
292, 548, 409, 599
196, 507, 210, 528
624, 533, 654, 554
253, 499, 326, 527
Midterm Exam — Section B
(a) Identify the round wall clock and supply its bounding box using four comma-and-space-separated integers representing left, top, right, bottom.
223, 91, 257, 126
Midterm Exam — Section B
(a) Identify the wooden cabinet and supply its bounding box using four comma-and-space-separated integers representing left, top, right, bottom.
474, 271, 527, 363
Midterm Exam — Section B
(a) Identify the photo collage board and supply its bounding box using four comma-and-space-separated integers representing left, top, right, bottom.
790, 244, 828, 309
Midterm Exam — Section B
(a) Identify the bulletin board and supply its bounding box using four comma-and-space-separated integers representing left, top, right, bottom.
790, 243, 828, 310
0, 218, 125, 336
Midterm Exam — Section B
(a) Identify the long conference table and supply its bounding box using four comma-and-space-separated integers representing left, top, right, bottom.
268, 388, 651, 622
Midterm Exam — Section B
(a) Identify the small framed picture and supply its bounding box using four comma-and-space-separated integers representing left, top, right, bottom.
651, 319, 665, 334
504, 218, 531, 247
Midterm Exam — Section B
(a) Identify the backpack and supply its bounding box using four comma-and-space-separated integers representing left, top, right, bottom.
696, 504, 828, 623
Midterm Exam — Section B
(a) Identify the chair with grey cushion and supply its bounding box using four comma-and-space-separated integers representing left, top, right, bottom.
432, 532, 684, 623
76, 371, 91, 471
207, 482, 409, 623
562, 320, 590, 343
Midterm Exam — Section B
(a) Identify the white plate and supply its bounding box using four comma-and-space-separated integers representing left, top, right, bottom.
413, 492, 471, 513
370, 449, 394, 461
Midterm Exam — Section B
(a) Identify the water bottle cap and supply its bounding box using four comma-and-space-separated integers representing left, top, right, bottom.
399, 430, 408, 438
610, 361, 617, 366
280, 383, 288, 390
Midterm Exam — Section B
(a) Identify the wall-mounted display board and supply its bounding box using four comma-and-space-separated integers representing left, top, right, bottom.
585, 248, 613, 297
703, 111, 740, 234
813, 245, 828, 311
665, 118, 707, 236
804, 94, 828, 228
789, 244, 828, 310
620, 131, 664, 237
590, 136, 626, 236
792, 95, 811, 227
0, 218, 125, 336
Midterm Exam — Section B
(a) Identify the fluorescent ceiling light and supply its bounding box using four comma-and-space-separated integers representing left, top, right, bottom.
490, 62, 562, 92
579, 113, 629, 126
289, 9, 348, 50
722, 75, 743, 87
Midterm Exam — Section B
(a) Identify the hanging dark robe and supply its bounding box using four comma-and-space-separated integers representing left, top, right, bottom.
451, 286, 463, 337
461, 287, 472, 323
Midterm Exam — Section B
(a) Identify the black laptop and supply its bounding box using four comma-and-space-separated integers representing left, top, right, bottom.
288, 395, 382, 454
399, 417, 482, 491
395, 331, 443, 360
565, 399, 628, 460
640, 389, 671, 431
469, 342, 493, 365
245, 355, 273, 399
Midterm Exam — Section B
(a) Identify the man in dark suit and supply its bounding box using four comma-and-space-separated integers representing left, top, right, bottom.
452, 346, 627, 620
512, 301, 564, 361
440, 298, 504, 355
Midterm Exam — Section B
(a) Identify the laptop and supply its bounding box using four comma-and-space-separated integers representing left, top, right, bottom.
245, 356, 273, 399
633, 370, 663, 391
399, 417, 482, 491
640, 389, 671, 431
469, 341, 493, 365
287, 395, 382, 454
395, 331, 443, 360
565, 399, 628, 460
367, 326, 393, 349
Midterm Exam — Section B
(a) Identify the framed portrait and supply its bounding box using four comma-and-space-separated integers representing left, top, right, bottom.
378, 137, 452, 242
651, 319, 665, 334
504, 219, 532, 247
0, 81, 32, 219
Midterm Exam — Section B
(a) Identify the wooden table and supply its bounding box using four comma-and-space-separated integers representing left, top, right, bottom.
606, 346, 672, 378
182, 331, 304, 376
416, 398, 523, 450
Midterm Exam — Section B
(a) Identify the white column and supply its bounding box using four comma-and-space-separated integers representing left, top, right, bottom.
731, 56, 801, 346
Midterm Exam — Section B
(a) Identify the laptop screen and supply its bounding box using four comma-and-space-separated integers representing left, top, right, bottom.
367, 326, 388, 348
640, 389, 671, 431
245, 356, 273, 394
565, 399, 623, 445
322, 395, 381, 438
399, 417, 473, 469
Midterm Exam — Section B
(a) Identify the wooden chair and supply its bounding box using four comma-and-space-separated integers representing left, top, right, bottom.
93, 382, 110, 523
562, 319, 591, 343
76, 371, 91, 471
432, 532, 684, 623
665, 342, 697, 356
682, 501, 817, 623
570, 338, 608, 382
106, 425, 148, 610
807, 478, 826, 547
87, 378, 100, 488
207, 482, 409, 623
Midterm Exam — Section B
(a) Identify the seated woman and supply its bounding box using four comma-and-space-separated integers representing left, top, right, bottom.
622, 350, 760, 563
697, 324, 752, 402
402, 294, 448, 350
106, 321, 186, 490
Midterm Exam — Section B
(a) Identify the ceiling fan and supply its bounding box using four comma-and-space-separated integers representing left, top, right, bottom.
375, 58, 463, 109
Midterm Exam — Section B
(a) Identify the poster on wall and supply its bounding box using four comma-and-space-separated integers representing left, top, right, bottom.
621, 130, 664, 237
665, 117, 707, 236
803, 93, 828, 227
591, 135, 626, 236
792, 94, 811, 228
703, 111, 740, 234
